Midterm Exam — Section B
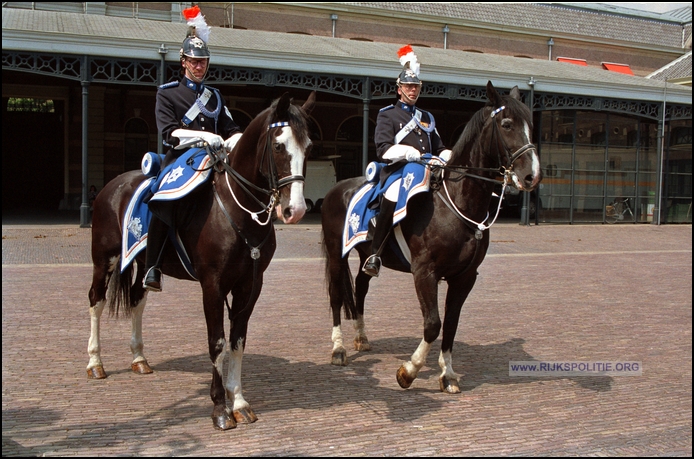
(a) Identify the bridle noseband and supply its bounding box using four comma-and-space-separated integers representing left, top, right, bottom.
207, 119, 305, 224
264, 121, 306, 191
490, 105, 536, 173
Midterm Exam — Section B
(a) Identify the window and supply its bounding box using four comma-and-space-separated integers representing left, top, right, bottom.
6, 97, 55, 112
601, 62, 634, 75
557, 57, 587, 66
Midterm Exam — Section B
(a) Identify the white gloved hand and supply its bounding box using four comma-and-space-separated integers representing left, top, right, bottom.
171, 129, 223, 150
405, 148, 421, 162
224, 133, 243, 153
382, 144, 421, 163
439, 149, 453, 162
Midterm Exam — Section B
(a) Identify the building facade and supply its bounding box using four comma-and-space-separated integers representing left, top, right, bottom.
2, 2, 691, 225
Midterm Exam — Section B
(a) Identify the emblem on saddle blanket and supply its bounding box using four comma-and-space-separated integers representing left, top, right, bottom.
120, 147, 211, 274
341, 154, 446, 257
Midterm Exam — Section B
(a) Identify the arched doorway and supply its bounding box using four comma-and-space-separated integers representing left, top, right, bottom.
2, 97, 65, 211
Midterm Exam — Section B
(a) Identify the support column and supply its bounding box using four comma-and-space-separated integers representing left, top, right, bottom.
362, 77, 371, 174
80, 73, 90, 228
520, 77, 535, 226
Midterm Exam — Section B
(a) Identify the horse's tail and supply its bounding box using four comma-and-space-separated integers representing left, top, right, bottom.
321, 233, 358, 321
105, 259, 133, 318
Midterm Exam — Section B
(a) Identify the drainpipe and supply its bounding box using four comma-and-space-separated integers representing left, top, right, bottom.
654, 83, 667, 225
331, 14, 338, 38
442, 25, 450, 50
362, 77, 371, 172
158, 44, 168, 155
547, 37, 554, 61
224, 3, 234, 29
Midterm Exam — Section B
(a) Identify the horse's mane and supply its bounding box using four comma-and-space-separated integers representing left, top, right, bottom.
244, 96, 310, 147
451, 93, 531, 163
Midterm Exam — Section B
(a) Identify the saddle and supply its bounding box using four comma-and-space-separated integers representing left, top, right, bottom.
341, 154, 446, 259
120, 148, 213, 276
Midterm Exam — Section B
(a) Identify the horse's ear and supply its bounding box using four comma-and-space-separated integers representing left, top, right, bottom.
509, 86, 521, 101
277, 92, 291, 116
486, 80, 502, 107
302, 91, 316, 116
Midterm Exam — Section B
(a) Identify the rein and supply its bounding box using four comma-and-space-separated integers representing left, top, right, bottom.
205, 120, 304, 322
427, 104, 536, 233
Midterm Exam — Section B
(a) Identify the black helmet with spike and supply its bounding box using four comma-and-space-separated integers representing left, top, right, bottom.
179, 6, 211, 61
396, 45, 422, 86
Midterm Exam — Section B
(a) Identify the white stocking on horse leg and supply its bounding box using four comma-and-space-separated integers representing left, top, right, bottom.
396, 339, 432, 389
87, 301, 106, 379
225, 337, 257, 423
129, 300, 152, 374
353, 315, 370, 351
438, 350, 461, 393
331, 325, 348, 365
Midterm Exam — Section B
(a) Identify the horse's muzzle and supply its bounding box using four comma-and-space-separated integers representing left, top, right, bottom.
276, 204, 306, 224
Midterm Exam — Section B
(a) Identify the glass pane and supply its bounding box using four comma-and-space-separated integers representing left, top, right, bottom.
540, 110, 574, 145
608, 114, 635, 148
576, 111, 607, 147
542, 143, 573, 172
664, 119, 692, 223
608, 146, 637, 172
606, 171, 636, 199
542, 201, 572, 222
574, 170, 604, 196
575, 144, 605, 170
573, 196, 605, 222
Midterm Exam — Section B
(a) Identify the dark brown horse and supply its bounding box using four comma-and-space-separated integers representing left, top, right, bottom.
321, 81, 541, 393
87, 92, 315, 430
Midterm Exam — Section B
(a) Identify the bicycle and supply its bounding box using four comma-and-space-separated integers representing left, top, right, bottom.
606, 197, 635, 224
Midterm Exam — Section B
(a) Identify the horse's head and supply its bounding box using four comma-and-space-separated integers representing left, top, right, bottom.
267, 91, 315, 223
484, 81, 542, 192
233, 91, 315, 224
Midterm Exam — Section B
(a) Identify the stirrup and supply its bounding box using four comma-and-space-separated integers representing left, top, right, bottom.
143, 267, 162, 292
362, 254, 381, 278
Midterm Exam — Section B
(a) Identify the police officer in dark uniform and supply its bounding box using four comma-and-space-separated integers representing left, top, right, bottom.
362, 45, 450, 277
143, 9, 242, 292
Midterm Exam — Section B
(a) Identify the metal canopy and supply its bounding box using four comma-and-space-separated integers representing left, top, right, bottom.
2, 7, 691, 106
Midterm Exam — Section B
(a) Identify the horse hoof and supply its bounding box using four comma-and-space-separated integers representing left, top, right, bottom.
396, 365, 415, 389
212, 407, 237, 430
439, 376, 461, 394
87, 366, 107, 379
331, 348, 348, 366
354, 337, 371, 351
233, 407, 258, 424
131, 361, 153, 374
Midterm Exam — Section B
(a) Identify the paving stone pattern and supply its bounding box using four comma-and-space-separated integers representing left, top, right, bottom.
2, 221, 692, 456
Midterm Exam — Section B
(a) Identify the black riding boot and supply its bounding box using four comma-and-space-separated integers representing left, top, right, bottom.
362, 198, 396, 277
143, 216, 167, 292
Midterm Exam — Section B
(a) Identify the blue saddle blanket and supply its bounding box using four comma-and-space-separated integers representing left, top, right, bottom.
120, 147, 212, 274
341, 154, 446, 257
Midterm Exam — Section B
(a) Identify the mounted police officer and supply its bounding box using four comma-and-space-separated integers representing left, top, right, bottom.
362, 45, 450, 277
143, 6, 242, 292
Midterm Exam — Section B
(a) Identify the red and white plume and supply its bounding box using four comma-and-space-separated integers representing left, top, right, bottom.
182, 5, 211, 44
397, 45, 420, 76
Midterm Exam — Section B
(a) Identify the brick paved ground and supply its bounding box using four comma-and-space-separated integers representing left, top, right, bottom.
2, 218, 692, 456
